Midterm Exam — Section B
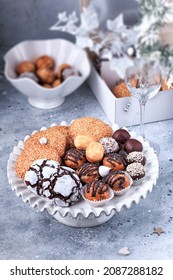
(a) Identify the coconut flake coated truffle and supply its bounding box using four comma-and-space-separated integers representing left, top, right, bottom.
126, 151, 146, 165
99, 137, 119, 154
24, 159, 82, 207
126, 162, 145, 184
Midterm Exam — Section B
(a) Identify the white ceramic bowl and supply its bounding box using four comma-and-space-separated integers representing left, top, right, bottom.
4, 39, 91, 109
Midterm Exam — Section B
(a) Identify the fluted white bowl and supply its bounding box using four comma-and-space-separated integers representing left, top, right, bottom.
4, 39, 91, 109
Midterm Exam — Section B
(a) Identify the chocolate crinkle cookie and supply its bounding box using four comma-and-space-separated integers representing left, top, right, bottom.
24, 159, 82, 207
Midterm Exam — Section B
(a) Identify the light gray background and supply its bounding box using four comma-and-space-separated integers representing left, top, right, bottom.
0, 0, 138, 47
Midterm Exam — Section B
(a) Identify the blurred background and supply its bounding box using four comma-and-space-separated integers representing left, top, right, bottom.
0, 0, 138, 47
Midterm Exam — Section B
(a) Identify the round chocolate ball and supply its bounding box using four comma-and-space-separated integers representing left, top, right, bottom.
112, 128, 131, 144
124, 138, 143, 154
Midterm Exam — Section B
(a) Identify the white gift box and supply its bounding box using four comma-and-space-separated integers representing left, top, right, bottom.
88, 61, 173, 127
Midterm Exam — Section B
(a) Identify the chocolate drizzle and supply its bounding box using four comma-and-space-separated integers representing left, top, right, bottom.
50, 166, 81, 201
77, 163, 99, 177
25, 160, 81, 206
103, 153, 125, 169
105, 170, 128, 190
63, 148, 86, 167
86, 180, 109, 197
25, 159, 58, 196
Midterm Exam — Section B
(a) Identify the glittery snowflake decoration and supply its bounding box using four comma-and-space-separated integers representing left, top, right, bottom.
135, 0, 173, 84
50, 5, 99, 49
50, 0, 173, 84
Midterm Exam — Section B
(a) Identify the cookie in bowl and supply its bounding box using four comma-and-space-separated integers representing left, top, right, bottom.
35, 55, 55, 69
16, 61, 36, 75
57, 63, 81, 81
4, 39, 90, 109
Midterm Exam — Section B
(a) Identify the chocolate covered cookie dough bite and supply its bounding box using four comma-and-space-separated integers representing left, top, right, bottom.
105, 170, 132, 196
103, 153, 125, 171
76, 162, 100, 184
63, 147, 86, 169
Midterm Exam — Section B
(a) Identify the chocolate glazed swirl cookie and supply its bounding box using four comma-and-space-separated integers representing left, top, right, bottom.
63, 148, 86, 169
105, 170, 131, 191
76, 162, 100, 183
85, 180, 110, 201
103, 153, 125, 171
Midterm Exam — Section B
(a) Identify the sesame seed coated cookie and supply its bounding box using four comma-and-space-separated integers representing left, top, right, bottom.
24, 128, 67, 157
69, 117, 113, 143
15, 145, 61, 180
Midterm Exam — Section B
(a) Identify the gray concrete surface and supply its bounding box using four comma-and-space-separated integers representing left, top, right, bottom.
0, 44, 173, 260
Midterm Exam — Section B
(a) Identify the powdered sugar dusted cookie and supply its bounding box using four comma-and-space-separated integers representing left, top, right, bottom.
25, 159, 60, 194
24, 160, 82, 207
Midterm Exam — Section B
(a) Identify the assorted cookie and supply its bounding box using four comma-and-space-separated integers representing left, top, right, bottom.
25, 159, 82, 207
24, 128, 67, 157
63, 148, 86, 169
112, 79, 170, 99
15, 145, 61, 180
126, 151, 146, 165
76, 162, 100, 184
124, 138, 143, 154
15, 117, 148, 207
69, 117, 113, 143
99, 137, 120, 154
105, 170, 132, 196
16, 54, 81, 88
112, 81, 131, 98
84, 180, 110, 202
102, 153, 126, 171
81, 180, 114, 207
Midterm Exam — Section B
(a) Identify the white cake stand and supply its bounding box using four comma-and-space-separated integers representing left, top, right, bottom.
7, 122, 159, 227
